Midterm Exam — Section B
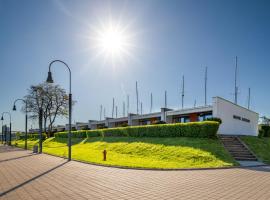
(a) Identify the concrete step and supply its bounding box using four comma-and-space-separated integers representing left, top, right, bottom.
235, 157, 258, 161
219, 135, 257, 162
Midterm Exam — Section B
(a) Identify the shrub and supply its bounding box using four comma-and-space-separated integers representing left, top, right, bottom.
258, 129, 265, 138
261, 125, 270, 137
20, 133, 47, 140
204, 117, 222, 124
54, 121, 219, 139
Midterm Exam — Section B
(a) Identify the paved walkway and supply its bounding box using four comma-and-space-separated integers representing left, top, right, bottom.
0, 145, 270, 200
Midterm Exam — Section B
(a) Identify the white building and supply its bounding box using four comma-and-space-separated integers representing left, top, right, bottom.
88, 96, 259, 136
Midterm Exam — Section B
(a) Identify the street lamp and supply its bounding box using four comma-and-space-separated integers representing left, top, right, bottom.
13, 99, 28, 150
1, 112, 12, 145
46, 60, 72, 161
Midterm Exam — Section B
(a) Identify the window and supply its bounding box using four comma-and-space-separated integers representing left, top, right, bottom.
242, 118, 250, 123
233, 115, 241, 120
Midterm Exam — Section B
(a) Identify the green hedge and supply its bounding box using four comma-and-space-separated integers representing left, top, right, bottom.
54, 121, 219, 139
19, 133, 47, 140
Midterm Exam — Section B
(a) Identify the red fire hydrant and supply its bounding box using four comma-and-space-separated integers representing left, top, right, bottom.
103, 150, 107, 161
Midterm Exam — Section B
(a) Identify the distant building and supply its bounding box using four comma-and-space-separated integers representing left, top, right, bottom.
28, 96, 259, 136
88, 97, 258, 136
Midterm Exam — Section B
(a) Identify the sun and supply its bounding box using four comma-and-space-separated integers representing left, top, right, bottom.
88, 19, 136, 65
98, 25, 127, 56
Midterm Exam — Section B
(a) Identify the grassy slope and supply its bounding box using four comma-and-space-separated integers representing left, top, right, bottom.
14, 137, 237, 169
241, 136, 270, 164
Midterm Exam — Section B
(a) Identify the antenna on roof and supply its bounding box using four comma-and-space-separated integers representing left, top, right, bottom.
112, 98, 115, 118
204, 66, 208, 106
136, 81, 139, 115
194, 100, 196, 108
150, 92, 153, 113
123, 101, 125, 117
165, 90, 167, 108
234, 56, 238, 104
103, 107, 106, 118
181, 75, 185, 109
127, 94, 129, 115
140, 102, 143, 115
248, 87, 251, 109
100, 105, 103, 120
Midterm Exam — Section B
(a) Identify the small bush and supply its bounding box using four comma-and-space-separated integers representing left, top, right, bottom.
20, 133, 47, 140
258, 129, 265, 138
204, 117, 222, 124
261, 125, 270, 137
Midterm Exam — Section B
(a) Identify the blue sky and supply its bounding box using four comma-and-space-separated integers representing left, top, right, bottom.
0, 0, 269, 131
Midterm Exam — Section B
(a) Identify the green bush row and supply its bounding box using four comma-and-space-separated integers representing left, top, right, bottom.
19, 133, 47, 140
54, 121, 219, 139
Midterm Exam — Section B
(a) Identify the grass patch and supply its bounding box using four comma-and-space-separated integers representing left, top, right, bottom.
241, 136, 270, 164
14, 137, 237, 169
13, 139, 39, 150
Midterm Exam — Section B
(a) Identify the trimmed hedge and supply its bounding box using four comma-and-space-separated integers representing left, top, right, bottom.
19, 133, 47, 140
54, 121, 219, 139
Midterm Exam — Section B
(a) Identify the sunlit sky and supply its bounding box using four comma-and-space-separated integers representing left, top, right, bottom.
0, 0, 270, 131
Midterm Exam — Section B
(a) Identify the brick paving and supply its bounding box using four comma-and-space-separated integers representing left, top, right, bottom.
0, 145, 270, 200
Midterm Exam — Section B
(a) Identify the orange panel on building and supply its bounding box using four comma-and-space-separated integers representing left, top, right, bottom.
189, 113, 198, 122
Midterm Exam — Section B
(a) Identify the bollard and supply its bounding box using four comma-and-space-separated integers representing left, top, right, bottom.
33, 145, 38, 153
103, 150, 107, 161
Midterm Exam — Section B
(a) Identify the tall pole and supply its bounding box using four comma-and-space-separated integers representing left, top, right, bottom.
123, 101, 125, 117
150, 93, 153, 113
165, 90, 167, 108
116, 106, 118, 118
47, 60, 72, 161
13, 99, 28, 150
38, 107, 43, 153
205, 66, 208, 106
103, 107, 106, 118
248, 88, 251, 109
127, 95, 129, 115
112, 98, 115, 118
100, 105, 103, 120
1, 121, 3, 144
234, 56, 238, 104
140, 102, 143, 115
181, 76, 185, 109
25, 102, 28, 150
136, 81, 139, 115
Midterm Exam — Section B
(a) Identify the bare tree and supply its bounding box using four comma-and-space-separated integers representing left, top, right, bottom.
24, 83, 73, 136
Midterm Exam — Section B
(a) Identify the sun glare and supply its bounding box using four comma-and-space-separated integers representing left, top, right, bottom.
87, 19, 136, 65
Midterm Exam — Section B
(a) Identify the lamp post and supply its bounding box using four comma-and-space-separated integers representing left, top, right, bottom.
1, 120, 3, 144
46, 60, 72, 161
13, 99, 28, 150
1, 112, 12, 145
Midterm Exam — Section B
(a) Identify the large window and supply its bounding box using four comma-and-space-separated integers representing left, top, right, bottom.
199, 113, 213, 121
174, 116, 190, 123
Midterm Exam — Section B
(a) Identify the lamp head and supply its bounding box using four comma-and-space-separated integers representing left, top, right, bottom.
13, 105, 16, 111
46, 71, 54, 83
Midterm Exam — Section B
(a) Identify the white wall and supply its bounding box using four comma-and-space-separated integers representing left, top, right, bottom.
213, 97, 259, 136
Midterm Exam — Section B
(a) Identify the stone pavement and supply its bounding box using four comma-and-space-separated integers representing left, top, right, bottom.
0, 145, 270, 200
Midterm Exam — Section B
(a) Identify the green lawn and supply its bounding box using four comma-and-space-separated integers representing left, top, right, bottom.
14, 137, 237, 169
241, 136, 270, 164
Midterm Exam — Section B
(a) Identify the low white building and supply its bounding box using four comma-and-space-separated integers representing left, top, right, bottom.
88, 96, 259, 136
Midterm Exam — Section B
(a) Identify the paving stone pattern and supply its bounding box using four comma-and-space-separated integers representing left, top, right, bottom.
0, 145, 270, 200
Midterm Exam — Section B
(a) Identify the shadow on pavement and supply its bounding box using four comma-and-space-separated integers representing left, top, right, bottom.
0, 154, 36, 163
0, 145, 25, 153
0, 161, 68, 197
